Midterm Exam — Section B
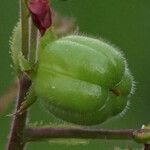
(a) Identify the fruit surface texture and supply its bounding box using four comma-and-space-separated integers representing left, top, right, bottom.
33, 35, 134, 125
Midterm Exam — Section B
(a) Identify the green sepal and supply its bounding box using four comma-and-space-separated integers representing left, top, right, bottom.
18, 52, 38, 79
39, 27, 57, 51
18, 52, 31, 71
9, 21, 21, 73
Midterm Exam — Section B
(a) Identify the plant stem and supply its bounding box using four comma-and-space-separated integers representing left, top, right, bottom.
144, 144, 150, 150
21, 0, 29, 59
25, 127, 149, 142
24, 128, 150, 150
7, 75, 31, 150
25, 127, 150, 150
7, 0, 30, 149
29, 18, 37, 64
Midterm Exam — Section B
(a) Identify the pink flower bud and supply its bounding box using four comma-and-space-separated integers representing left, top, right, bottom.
28, 0, 52, 36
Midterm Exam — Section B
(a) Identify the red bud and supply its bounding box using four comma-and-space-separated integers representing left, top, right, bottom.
28, 0, 52, 36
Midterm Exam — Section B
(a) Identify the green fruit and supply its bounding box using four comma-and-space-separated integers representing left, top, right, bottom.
33, 34, 134, 125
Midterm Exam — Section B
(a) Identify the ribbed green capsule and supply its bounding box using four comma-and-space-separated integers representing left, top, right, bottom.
33, 34, 134, 125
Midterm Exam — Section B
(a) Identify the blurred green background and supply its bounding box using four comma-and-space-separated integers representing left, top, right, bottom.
0, 0, 150, 149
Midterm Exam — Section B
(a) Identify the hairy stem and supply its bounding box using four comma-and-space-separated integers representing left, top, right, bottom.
25, 127, 134, 142
7, 0, 30, 149
29, 18, 37, 64
21, 0, 29, 59
25, 127, 150, 150
7, 75, 31, 150
25, 127, 150, 149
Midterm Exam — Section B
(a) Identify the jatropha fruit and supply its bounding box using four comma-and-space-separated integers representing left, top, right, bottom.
32, 32, 134, 125
10, 0, 134, 125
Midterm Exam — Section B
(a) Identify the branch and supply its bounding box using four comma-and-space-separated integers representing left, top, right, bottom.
25, 127, 150, 149
25, 127, 150, 143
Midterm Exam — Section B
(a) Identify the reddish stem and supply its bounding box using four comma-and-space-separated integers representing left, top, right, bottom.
7, 75, 31, 150
144, 144, 150, 150
25, 127, 135, 141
